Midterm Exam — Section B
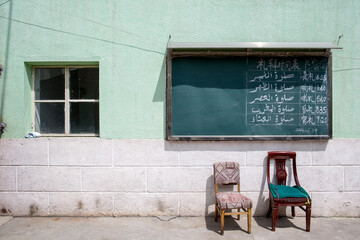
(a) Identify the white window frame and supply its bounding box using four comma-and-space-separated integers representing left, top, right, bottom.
32, 66, 99, 137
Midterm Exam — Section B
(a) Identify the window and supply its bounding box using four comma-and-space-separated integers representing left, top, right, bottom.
33, 66, 99, 136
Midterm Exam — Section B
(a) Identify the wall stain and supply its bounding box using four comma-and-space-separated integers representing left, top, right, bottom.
157, 200, 165, 212
95, 199, 100, 208
77, 201, 84, 210
29, 204, 38, 216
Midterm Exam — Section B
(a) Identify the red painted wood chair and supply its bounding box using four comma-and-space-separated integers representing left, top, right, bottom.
267, 151, 311, 232
213, 162, 252, 235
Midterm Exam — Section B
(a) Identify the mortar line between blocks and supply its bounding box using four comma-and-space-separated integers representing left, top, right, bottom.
310, 190, 360, 194
177, 193, 180, 216
112, 193, 115, 216
80, 168, 83, 193
343, 166, 345, 191
145, 168, 148, 192
245, 150, 247, 167
102, 166, 213, 169
112, 140, 115, 167
15, 166, 18, 192
310, 141, 313, 165
47, 139, 50, 166
178, 143, 181, 166
48, 193, 50, 215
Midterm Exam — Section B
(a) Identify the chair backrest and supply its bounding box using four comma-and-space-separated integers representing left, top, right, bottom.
213, 162, 240, 185
267, 151, 300, 187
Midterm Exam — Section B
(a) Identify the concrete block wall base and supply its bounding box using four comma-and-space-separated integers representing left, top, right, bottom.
0, 139, 359, 217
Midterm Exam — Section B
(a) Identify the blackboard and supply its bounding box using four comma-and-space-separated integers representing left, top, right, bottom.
168, 55, 331, 140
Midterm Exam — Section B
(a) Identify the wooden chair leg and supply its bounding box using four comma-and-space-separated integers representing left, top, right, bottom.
272, 204, 279, 231
237, 208, 240, 220
291, 206, 295, 217
306, 205, 311, 232
220, 209, 225, 235
214, 205, 218, 222
247, 208, 252, 234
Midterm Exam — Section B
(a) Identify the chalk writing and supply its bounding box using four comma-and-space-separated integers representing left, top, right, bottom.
247, 57, 328, 134
256, 58, 300, 71
248, 93, 296, 104
300, 84, 327, 93
296, 128, 318, 134
248, 72, 296, 82
305, 59, 327, 71
301, 71, 327, 82
251, 104, 295, 115
249, 82, 295, 93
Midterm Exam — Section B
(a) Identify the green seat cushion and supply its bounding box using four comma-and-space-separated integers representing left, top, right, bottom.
269, 183, 310, 199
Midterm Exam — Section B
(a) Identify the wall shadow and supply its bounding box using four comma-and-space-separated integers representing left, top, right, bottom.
205, 176, 213, 217
0, 0, 13, 128
152, 52, 166, 138
254, 156, 269, 216
153, 54, 166, 103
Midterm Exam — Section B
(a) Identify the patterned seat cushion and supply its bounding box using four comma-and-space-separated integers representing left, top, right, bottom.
216, 192, 253, 210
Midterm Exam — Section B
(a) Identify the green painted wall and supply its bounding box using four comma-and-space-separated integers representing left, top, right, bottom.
0, 0, 359, 139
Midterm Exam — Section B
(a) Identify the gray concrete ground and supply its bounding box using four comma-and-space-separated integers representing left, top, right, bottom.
0, 216, 359, 240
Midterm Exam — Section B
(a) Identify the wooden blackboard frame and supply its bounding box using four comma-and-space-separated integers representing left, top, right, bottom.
166, 49, 333, 141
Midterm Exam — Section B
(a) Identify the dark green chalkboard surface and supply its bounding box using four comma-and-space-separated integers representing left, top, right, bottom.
170, 56, 330, 139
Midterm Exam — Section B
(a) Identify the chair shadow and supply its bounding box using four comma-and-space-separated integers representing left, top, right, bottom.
254, 156, 269, 216
204, 175, 249, 235
254, 216, 307, 232
204, 215, 249, 235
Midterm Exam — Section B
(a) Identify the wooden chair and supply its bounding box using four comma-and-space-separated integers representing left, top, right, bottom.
213, 162, 252, 235
266, 151, 311, 232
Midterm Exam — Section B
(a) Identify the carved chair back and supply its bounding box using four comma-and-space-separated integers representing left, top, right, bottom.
267, 151, 300, 187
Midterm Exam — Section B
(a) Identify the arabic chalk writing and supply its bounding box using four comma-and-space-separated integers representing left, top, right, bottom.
247, 57, 328, 132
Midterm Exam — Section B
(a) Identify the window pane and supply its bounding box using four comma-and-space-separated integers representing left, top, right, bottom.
70, 102, 99, 134
35, 68, 65, 100
70, 68, 99, 99
35, 103, 65, 134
